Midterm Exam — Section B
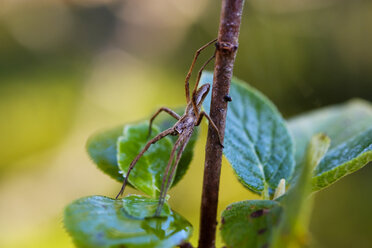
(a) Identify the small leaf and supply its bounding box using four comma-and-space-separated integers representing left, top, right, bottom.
312, 128, 372, 191
64, 195, 193, 248
271, 134, 330, 248
273, 179, 286, 200
87, 126, 124, 182
118, 122, 173, 197
306, 134, 331, 170
220, 200, 282, 248
288, 100, 372, 190
202, 72, 295, 197
288, 99, 372, 172
86, 108, 198, 188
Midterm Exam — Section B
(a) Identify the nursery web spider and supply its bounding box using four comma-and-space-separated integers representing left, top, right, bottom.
116, 39, 223, 216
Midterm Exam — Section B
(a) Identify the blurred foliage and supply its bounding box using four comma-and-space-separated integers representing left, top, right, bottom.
0, 64, 83, 172
0, 0, 371, 247
271, 134, 330, 248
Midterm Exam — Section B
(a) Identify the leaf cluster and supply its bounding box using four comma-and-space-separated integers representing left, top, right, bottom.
64, 72, 372, 248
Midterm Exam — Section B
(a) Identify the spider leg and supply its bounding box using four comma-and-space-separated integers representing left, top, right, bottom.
115, 127, 175, 199
185, 38, 217, 104
191, 52, 216, 115
156, 133, 192, 216
154, 135, 183, 214
148, 107, 180, 138
196, 111, 224, 148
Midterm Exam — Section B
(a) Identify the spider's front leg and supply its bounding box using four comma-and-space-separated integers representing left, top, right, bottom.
148, 107, 180, 138
115, 127, 175, 199
191, 53, 216, 115
196, 111, 224, 148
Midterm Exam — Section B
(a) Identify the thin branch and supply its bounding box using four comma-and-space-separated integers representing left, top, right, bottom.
198, 0, 245, 248
179, 242, 194, 248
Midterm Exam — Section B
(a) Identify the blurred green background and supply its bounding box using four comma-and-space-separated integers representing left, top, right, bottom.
0, 0, 371, 247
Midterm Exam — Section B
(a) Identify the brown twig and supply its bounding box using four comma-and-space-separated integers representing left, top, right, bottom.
179, 242, 194, 248
198, 0, 245, 248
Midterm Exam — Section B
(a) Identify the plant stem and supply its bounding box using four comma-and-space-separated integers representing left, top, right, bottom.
198, 0, 245, 248
179, 242, 194, 248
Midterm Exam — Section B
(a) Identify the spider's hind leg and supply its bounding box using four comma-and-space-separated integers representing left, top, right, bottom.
155, 134, 191, 216
153, 136, 183, 215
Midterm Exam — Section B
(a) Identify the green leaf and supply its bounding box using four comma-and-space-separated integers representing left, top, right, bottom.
64, 195, 193, 248
288, 99, 372, 190
220, 200, 282, 248
118, 122, 173, 197
271, 134, 330, 248
87, 126, 124, 182
305, 134, 331, 171
202, 72, 295, 197
86, 109, 198, 189
288, 99, 372, 170
312, 128, 372, 191
122, 195, 171, 218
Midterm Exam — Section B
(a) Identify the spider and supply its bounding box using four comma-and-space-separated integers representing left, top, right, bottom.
115, 39, 224, 216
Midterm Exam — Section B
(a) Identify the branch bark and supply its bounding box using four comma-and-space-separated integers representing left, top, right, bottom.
198, 0, 245, 248
179, 242, 194, 248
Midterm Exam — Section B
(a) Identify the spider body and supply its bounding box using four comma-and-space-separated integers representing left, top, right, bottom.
116, 40, 223, 216
175, 84, 210, 133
